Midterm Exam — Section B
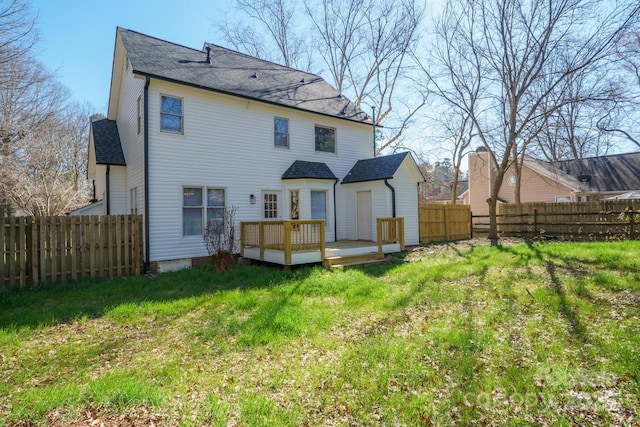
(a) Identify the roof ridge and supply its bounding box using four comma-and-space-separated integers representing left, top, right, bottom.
551, 151, 640, 164
117, 26, 207, 57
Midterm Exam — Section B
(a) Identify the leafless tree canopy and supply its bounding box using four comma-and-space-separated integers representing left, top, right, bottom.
218, 0, 426, 155
424, 0, 640, 239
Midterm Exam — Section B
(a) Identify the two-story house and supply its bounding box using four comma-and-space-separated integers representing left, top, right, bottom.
78, 28, 424, 272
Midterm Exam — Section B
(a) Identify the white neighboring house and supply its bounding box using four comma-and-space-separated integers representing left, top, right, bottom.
74, 27, 424, 272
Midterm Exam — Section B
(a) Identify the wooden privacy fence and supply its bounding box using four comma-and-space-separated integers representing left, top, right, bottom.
495, 200, 640, 240
1, 215, 143, 289
419, 203, 471, 243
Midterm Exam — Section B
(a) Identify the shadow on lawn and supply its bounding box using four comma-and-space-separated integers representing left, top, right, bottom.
0, 263, 314, 330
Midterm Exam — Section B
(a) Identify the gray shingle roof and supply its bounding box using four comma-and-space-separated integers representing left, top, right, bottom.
282, 161, 337, 180
342, 152, 409, 184
91, 119, 126, 165
118, 27, 370, 124
552, 152, 640, 192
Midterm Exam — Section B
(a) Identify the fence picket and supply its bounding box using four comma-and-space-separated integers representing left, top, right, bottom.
0, 215, 142, 289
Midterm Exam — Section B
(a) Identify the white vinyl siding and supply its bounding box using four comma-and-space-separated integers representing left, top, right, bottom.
145, 80, 371, 261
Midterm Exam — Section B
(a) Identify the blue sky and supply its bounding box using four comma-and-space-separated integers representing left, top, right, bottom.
32, 0, 233, 113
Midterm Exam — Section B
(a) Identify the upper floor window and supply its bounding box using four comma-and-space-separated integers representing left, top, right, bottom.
315, 125, 335, 153
160, 95, 183, 134
274, 117, 289, 148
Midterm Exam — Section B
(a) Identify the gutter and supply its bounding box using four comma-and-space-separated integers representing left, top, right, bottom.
143, 75, 151, 273
106, 165, 111, 214
384, 179, 396, 217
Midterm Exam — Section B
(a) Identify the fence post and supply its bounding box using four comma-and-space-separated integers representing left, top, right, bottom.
533, 209, 538, 235
628, 205, 635, 240
444, 205, 450, 241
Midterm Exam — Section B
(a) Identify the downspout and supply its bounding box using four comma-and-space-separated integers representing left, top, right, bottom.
333, 178, 338, 240
384, 179, 396, 217
143, 75, 151, 272
106, 165, 111, 214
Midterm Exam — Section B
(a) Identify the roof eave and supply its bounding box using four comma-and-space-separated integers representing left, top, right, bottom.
132, 70, 372, 126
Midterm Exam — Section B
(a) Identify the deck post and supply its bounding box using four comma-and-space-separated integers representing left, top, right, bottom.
399, 217, 405, 251
259, 222, 265, 261
377, 218, 383, 253
284, 221, 292, 265
240, 223, 246, 257
319, 221, 326, 264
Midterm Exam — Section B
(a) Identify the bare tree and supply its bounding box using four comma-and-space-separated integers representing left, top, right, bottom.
0, 54, 68, 216
425, 0, 639, 240
218, 0, 314, 71
217, 0, 426, 155
10, 111, 90, 216
0, 0, 37, 72
305, 0, 425, 154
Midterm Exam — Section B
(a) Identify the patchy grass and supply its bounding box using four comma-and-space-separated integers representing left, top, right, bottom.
1, 239, 639, 426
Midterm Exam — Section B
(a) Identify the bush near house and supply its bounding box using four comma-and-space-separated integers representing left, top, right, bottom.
1, 239, 639, 426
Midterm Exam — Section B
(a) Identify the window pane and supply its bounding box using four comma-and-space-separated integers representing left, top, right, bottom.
183, 208, 202, 235
274, 117, 289, 148
207, 189, 225, 207
311, 191, 326, 221
315, 126, 335, 152
264, 193, 278, 219
206, 208, 224, 230
161, 96, 182, 114
183, 188, 202, 207
161, 114, 182, 133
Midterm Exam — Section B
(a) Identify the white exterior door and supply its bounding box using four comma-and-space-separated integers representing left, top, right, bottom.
356, 191, 373, 241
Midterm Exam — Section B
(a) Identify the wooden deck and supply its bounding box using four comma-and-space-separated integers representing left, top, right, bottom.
240, 218, 404, 267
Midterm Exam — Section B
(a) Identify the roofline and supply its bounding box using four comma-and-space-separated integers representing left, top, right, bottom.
282, 176, 337, 180
551, 150, 640, 164
341, 176, 394, 184
134, 70, 371, 126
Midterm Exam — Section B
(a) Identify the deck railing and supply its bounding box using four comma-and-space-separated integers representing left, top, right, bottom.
240, 220, 326, 265
377, 217, 405, 253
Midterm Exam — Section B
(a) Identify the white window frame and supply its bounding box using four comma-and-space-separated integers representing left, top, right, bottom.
314, 125, 336, 153
182, 186, 226, 237
262, 191, 280, 219
274, 117, 289, 148
555, 195, 572, 203
160, 94, 184, 134
310, 190, 328, 224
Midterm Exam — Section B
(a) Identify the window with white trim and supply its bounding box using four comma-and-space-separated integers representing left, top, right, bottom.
160, 95, 183, 133
263, 192, 279, 219
311, 191, 327, 222
315, 125, 335, 153
182, 187, 226, 236
274, 117, 289, 148
555, 196, 571, 203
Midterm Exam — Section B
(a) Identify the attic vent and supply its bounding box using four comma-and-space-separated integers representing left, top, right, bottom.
300, 78, 305, 83
251, 72, 258, 78
578, 174, 591, 183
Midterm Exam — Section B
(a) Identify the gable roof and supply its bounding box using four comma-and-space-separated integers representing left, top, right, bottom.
91, 119, 126, 165
117, 27, 370, 124
282, 161, 337, 180
551, 152, 640, 192
342, 152, 413, 184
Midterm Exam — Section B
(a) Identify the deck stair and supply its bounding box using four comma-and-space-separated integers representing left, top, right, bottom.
323, 252, 386, 268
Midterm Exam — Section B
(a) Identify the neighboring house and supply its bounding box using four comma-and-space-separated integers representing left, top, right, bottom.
419, 179, 468, 204
74, 27, 424, 271
468, 148, 640, 216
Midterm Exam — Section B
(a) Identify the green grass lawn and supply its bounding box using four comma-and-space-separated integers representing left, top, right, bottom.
1, 239, 639, 426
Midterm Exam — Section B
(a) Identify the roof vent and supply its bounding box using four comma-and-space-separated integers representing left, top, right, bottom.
300, 78, 305, 83
475, 146, 488, 152
577, 174, 591, 183
205, 46, 212, 64
251, 72, 258, 78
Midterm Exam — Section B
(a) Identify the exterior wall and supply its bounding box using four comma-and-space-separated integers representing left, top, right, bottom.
94, 164, 107, 209
144, 79, 372, 262
390, 157, 421, 246
468, 151, 575, 217
108, 166, 128, 214
499, 166, 574, 205
341, 181, 391, 242
282, 179, 337, 242
468, 151, 493, 217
